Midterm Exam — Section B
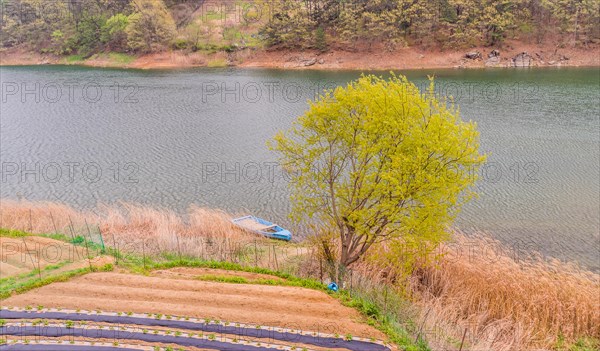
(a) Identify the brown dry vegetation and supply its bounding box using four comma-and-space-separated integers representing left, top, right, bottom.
353, 234, 600, 350
0, 199, 258, 261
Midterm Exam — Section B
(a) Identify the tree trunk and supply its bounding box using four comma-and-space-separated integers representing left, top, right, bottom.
574, 8, 579, 46
336, 262, 347, 286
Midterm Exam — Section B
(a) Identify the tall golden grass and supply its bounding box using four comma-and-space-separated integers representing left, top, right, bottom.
0, 199, 257, 260
358, 233, 600, 350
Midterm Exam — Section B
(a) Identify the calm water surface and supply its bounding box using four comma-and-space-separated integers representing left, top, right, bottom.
1, 66, 599, 269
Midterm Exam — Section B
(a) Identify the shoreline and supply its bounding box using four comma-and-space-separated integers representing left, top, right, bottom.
2, 41, 599, 70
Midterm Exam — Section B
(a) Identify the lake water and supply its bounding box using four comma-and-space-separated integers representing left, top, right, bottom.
1, 66, 599, 270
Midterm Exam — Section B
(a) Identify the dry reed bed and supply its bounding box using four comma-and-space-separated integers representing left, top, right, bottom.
357, 234, 600, 350
0, 199, 257, 260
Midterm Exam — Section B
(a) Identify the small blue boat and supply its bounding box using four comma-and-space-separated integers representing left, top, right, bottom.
231, 215, 292, 241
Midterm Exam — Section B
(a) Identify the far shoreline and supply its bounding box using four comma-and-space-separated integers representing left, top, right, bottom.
2, 40, 599, 71
4, 62, 600, 73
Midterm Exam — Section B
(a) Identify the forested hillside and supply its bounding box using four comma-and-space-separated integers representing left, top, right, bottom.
1, 0, 598, 58
263, 0, 600, 50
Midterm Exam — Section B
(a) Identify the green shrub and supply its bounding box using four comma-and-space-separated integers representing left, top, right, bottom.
314, 26, 327, 52
172, 38, 189, 50
101, 14, 129, 51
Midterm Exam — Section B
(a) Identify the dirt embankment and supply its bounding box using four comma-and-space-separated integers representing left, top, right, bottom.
0, 235, 112, 278
1, 40, 598, 70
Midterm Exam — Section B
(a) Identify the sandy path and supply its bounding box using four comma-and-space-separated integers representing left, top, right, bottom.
3, 271, 384, 339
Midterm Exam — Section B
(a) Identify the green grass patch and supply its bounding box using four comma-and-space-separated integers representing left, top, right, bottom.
108, 53, 135, 65
0, 228, 29, 237
140, 257, 295, 279
569, 337, 600, 351
555, 335, 600, 351
207, 58, 227, 67
197, 274, 249, 284
196, 273, 329, 289
40, 232, 105, 254
0, 228, 103, 254
0, 260, 73, 286
65, 55, 85, 63
0, 228, 102, 255
223, 27, 243, 42
337, 290, 428, 351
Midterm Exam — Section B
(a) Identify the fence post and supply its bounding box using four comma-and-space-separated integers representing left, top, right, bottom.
459, 327, 468, 351
319, 257, 323, 284
67, 216, 76, 242
142, 239, 147, 270
225, 238, 230, 262
84, 219, 90, 237
384, 286, 388, 316
96, 225, 106, 253
83, 219, 93, 270
416, 307, 432, 343
175, 232, 182, 262
49, 211, 58, 234
29, 209, 33, 233
111, 230, 119, 266
273, 244, 279, 271
84, 219, 93, 246
221, 237, 226, 262
200, 237, 205, 260
254, 239, 258, 267
269, 244, 273, 269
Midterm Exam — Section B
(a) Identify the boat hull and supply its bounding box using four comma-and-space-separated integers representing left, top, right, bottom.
231, 215, 292, 241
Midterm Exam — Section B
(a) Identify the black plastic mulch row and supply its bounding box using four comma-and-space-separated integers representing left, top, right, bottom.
0, 345, 135, 351
2, 326, 287, 351
0, 310, 390, 351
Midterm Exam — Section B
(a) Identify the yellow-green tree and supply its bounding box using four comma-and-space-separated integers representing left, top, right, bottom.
271, 75, 485, 280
